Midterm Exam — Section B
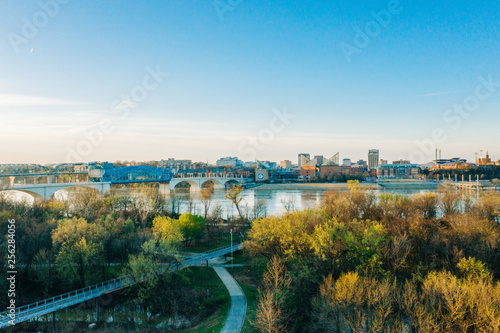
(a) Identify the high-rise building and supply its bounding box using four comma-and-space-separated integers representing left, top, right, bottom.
368, 149, 380, 170
342, 158, 352, 167
280, 160, 292, 169
298, 153, 311, 167
312, 155, 324, 165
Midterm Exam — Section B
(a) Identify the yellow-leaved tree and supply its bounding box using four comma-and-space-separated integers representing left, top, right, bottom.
151, 215, 183, 246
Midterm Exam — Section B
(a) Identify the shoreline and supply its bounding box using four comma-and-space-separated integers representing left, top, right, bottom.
252, 183, 379, 191
251, 181, 444, 191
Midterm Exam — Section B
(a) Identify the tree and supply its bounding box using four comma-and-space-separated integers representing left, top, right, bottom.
56, 237, 104, 287
201, 185, 215, 239
253, 200, 267, 219
178, 213, 206, 246
225, 185, 244, 220
456, 257, 492, 281
151, 215, 183, 245
131, 184, 167, 228
68, 188, 103, 221
33, 248, 57, 297
313, 272, 394, 333
201, 184, 214, 221
125, 238, 181, 317
52, 217, 105, 287
169, 192, 181, 216
280, 198, 295, 213
253, 257, 291, 333
254, 290, 288, 333
97, 213, 136, 264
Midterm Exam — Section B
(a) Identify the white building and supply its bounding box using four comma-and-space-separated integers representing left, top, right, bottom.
216, 157, 243, 167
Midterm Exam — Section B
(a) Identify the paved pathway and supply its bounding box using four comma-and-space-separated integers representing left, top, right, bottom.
213, 266, 247, 333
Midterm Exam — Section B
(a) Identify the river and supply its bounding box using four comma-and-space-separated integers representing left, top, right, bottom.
5, 183, 480, 219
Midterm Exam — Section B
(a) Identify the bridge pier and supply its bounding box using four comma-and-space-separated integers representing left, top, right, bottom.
190, 183, 201, 193
52, 311, 56, 333
9, 176, 15, 187
159, 183, 170, 196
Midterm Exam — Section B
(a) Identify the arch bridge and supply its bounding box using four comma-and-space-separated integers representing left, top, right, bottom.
0, 167, 250, 201
2, 182, 111, 203
164, 176, 246, 194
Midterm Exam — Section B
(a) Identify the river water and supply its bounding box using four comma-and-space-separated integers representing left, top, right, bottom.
165, 187, 443, 219
6, 185, 476, 219
3, 186, 441, 219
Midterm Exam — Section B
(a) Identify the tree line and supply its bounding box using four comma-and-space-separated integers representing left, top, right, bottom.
246, 182, 500, 332
0, 184, 247, 314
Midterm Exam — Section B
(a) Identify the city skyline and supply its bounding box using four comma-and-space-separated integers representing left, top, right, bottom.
3, 148, 499, 168
1, 1, 499, 164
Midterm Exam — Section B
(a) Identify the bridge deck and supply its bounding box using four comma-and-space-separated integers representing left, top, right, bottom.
0, 172, 87, 178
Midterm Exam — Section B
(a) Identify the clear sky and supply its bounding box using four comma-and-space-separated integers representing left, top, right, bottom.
1, 0, 499, 165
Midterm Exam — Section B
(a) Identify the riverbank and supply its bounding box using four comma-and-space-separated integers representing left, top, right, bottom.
253, 183, 379, 191
253, 181, 445, 191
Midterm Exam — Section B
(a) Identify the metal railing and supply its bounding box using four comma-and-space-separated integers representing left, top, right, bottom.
0, 242, 243, 328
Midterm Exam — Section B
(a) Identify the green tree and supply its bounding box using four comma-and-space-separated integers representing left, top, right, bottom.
33, 248, 57, 297
52, 217, 105, 287
125, 238, 180, 315
457, 257, 492, 281
56, 237, 104, 287
178, 213, 206, 246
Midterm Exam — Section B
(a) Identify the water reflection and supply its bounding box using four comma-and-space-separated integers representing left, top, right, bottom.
3, 186, 483, 219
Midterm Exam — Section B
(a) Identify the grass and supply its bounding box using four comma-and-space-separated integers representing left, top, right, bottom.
179, 267, 231, 333
239, 283, 259, 333
180, 300, 230, 333
228, 250, 247, 265
182, 233, 244, 253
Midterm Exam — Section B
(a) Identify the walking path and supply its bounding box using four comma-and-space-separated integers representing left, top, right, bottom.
213, 266, 247, 333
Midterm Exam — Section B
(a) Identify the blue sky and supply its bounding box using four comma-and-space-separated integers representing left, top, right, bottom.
0, 0, 499, 164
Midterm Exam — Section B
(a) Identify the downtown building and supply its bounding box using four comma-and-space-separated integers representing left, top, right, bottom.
368, 149, 380, 170
378, 163, 420, 179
